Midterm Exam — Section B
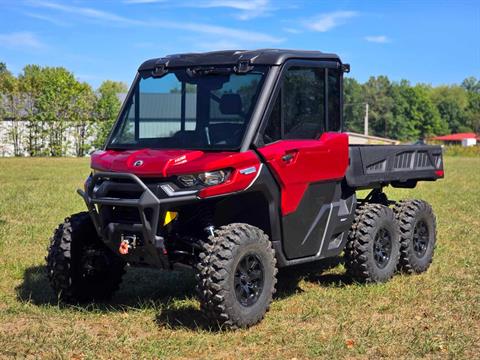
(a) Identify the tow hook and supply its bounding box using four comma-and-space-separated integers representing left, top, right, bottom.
119, 234, 138, 255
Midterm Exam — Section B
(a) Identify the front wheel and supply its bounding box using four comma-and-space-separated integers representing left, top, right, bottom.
46, 212, 125, 302
195, 223, 277, 329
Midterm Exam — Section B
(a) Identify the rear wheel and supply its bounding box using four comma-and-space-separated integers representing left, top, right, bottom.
345, 203, 400, 283
393, 200, 436, 274
195, 223, 277, 329
46, 212, 125, 302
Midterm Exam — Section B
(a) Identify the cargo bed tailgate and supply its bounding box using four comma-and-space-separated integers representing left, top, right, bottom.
346, 145, 444, 189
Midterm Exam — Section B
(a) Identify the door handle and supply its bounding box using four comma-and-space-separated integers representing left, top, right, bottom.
281, 150, 298, 163
282, 153, 295, 162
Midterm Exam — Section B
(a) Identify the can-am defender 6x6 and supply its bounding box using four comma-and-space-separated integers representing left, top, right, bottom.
47, 49, 444, 328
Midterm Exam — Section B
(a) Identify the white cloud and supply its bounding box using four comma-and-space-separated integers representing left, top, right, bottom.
189, 0, 273, 20
123, 0, 274, 20
24, 12, 69, 26
283, 27, 302, 34
0, 32, 45, 49
160, 21, 283, 43
365, 35, 390, 43
30, 1, 137, 25
30, 1, 283, 43
305, 11, 358, 32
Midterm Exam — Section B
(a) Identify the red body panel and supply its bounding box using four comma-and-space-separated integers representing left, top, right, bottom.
91, 148, 260, 197
91, 132, 348, 206
257, 132, 349, 215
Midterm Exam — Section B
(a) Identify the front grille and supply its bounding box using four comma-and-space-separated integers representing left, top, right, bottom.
98, 177, 173, 200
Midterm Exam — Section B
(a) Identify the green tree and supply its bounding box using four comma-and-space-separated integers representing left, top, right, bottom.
412, 85, 448, 138
363, 76, 395, 138
462, 77, 480, 133
0, 62, 9, 118
465, 93, 480, 133
19, 66, 90, 156
1, 63, 27, 156
0, 62, 11, 119
430, 85, 469, 133
94, 80, 128, 149
461, 76, 480, 94
71, 82, 96, 156
343, 77, 365, 133
19, 65, 46, 156
389, 80, 421, 141
34, 67, 79, 156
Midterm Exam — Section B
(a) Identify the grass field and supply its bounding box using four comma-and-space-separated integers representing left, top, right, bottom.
0, 157, 479, 359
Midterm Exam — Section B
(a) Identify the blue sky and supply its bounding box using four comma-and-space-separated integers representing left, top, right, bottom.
0, 0, 479, 89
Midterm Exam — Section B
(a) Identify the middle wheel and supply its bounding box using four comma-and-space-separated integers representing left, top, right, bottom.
345, 203, 400, 283
195, 223, 277, 329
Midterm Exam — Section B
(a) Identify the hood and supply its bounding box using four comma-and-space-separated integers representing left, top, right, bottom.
90, 148, 255, 177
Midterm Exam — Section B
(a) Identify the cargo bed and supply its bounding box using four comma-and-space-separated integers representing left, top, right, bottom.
346, 145, 444, 189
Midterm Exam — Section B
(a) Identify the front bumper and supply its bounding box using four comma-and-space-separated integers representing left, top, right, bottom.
77, 172, 198, 267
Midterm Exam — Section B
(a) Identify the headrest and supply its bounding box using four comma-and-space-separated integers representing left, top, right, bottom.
219, 93, 243, 115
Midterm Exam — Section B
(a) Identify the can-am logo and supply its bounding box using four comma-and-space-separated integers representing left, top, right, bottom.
133, 160, 144, 167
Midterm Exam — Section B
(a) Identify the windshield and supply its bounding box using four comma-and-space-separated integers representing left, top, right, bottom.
107, 66, 268, 150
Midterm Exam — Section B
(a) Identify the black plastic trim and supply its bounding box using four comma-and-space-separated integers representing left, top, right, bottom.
138, 49, 341, 71
346, 145, 444, 188
78, 172, 198, 268
212, 164, 282, 244
273, 186, 355, 268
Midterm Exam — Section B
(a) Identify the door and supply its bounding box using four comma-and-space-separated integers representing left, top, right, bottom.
257, 62, 349, 259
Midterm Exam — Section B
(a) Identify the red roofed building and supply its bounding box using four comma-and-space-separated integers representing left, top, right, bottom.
431, 133, 478, 146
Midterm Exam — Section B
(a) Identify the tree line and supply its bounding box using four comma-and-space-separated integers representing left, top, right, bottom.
1, 62, 479, 157
0, 62, 127, 156
344, 75, 480, 140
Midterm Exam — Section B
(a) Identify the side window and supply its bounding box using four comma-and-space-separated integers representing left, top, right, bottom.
283, 66, 325, 140
262, 63, 341, 145
328, 69, 341, 131
263, 93, 281, 144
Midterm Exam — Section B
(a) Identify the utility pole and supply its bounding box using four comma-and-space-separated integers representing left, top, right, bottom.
364, 103, 369, 136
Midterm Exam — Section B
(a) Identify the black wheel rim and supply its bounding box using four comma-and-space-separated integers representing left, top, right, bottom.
373, 227, 392, 269
80, 247, 108, 280
413, 220, 429, 258
234, 253, 264, 307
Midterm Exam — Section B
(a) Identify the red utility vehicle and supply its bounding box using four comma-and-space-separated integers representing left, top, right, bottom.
47, 50, 444, 328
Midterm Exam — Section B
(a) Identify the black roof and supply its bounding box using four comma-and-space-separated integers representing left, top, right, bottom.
138, 49, 341, 71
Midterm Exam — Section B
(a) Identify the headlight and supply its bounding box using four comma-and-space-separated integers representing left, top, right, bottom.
198, 170, 230, 186
177, 174, 198, 187
178, 169, 231, 187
